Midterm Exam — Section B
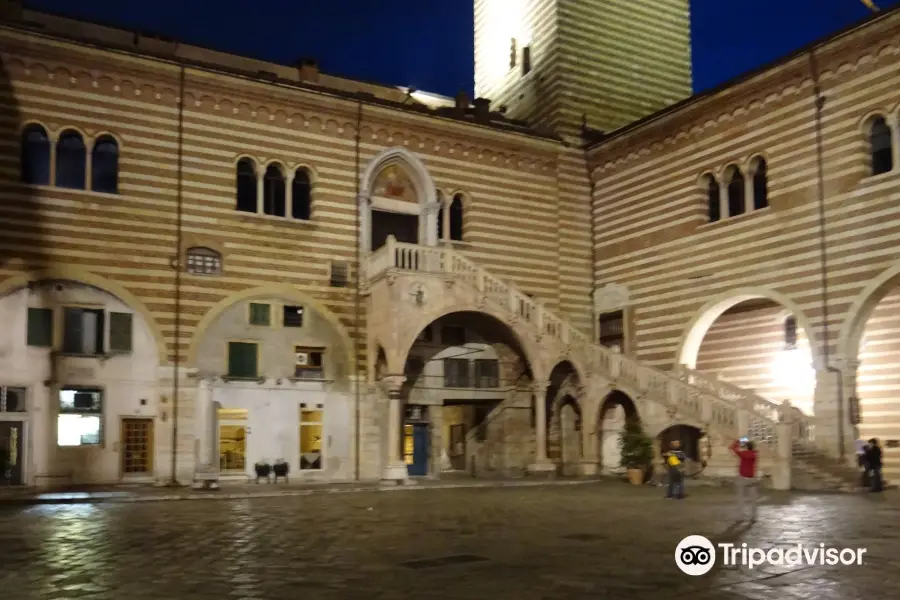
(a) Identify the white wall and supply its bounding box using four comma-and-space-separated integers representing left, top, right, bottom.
210, 382, 353, 480
0, 281, 161, 486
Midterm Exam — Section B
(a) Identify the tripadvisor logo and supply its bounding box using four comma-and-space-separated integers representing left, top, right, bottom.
675, 535, 867, 576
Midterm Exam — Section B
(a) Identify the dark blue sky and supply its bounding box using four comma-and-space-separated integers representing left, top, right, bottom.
27, 0, 898, 97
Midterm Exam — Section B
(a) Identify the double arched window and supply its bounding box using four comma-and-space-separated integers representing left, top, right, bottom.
703, 157, 769, 223
235, 157, 312, 220
20, 124, 119, 193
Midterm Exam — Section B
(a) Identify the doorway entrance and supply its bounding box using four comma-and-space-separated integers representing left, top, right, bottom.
403, 404, 429, 476
0, 421, 24, 486
121, 418, 154, 476
217, 408, 248, 473
372, 209, 418, 250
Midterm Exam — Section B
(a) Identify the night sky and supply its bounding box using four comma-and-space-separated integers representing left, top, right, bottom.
25, 0, 900, 97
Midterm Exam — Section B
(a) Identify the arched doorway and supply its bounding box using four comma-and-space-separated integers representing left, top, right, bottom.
546, 360, 584, 476
359, 148, 440, 252
597, 390, 639, 473
657, 424, 704, 463
679, 294, 818, 416
396, 311, 535, 478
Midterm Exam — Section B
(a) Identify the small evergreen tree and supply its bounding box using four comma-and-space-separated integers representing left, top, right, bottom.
618, 420, 654, 469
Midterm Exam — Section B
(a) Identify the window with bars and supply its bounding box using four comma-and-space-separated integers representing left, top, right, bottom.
186, 247, 222, 275
0, 387, 26, 412
329, 262, 349, 287
283, 305, 304, 327
474, 359, 500, 389
227, 342, 259, 378
598, 310, 625, 351
443, 358, 470, 388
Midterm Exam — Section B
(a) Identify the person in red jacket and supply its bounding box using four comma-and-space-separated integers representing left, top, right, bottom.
730, 438, 758, 522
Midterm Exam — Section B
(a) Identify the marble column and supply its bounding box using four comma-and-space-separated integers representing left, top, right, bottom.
577, 387, 599, 476
380, 374, 409, 483
527, 381, 555, 475
195, 378, 214, 469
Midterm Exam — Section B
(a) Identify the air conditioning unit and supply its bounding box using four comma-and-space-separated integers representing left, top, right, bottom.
295, 352, 309, 366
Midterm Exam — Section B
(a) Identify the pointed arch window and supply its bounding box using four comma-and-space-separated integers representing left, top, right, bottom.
751, 157, 768, 210
55, 129, 86, 189
705, 174, 720, 223
235, 158, 257, 213
436, 191, 445, 239
449, 193, 464, 241
263, 163, 286, 217
784, 316, 797, 350
292, 168, 312, 220
91, 135, 119, 193
870, 116, 893, 176
20, 124, 51, 185
726, 165, 745, 217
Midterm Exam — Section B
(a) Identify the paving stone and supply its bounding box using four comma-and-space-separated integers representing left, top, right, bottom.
0, 485, 896, 599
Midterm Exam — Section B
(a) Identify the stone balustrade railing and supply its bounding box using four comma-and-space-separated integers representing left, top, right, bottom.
366, 238, 790, 452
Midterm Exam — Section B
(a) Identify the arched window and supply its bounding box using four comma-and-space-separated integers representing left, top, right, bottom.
705, 174, 720, 223
263, 163, 286, 217
185, 247, 222, 275
449, 193, 464, 241
784, 316, 797, 350
436, 191, 445, 239
20, 124, 51, 185
292, 168, 311, 220
91, 135, 119, 193
726, 165, 745, 217
870, 116, 893, 176
751, 157, 768, 210
235, 158, 257, 213
55, 129, 86, 189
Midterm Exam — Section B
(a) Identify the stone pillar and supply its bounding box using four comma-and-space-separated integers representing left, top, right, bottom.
577, 387, 599, 476
813, 361, 858, 461
380, 375, 408, 484
527, 381, 555, 475
772, 421, 792, 491
195, 378, 214, 468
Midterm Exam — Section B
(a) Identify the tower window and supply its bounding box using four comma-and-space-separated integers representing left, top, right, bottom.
91, 135, 119, 193
598, 310, 625, 352
20, 124, 50, 185
704, 175, 720, 223
509, 38, 517, 69
263, 163, 286, 217
522, 46, 532, 75
236, 158, 258, 213
449, 193, 464, 241
784, 316, 797, 350
870, 116, 893, 176
751, 157, 768, 210
55, 129, 86, 189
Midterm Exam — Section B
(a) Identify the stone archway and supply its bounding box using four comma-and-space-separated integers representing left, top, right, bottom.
596, 390, 639, 473
657, 424, 704, 463
359, 147, 440, 253
546, 360, 585, 476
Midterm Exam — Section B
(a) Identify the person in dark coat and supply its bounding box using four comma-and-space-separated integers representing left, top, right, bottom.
865, 438, 883, 492
663, 440, 686, 499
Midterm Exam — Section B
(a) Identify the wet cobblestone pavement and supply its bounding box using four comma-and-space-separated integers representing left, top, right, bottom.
0, 483, 897, 599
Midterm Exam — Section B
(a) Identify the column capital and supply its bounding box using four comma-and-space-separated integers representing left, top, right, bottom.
531, 380, 549, 395
379, 374, 407, 397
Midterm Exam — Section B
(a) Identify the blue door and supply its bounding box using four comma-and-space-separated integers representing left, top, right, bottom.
405, 423, 429, 476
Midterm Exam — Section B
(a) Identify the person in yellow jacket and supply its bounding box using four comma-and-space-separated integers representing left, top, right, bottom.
663, 440, 687, 499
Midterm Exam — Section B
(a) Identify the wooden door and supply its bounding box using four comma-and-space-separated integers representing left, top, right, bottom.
121, 418, 153, 475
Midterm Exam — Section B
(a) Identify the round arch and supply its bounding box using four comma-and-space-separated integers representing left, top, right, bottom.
838, 262, 900, 364
0, 267, 168, 363
392, 307, 544, 382
186, 283, 355, 369
675, 287, 823, 371
547, 357, 588, 390
358, 146, 440, 252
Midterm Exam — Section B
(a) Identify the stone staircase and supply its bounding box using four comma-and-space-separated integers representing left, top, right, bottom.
366, 238, 797, 488
674, 367, 862, 492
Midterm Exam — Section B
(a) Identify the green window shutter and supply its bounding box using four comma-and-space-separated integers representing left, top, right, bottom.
228, 342, 258, 378
109, 312, 133, 353
26, 308, 53, 347
249, 303, 271, 326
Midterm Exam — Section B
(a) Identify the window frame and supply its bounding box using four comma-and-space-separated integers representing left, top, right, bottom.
298, 403, 324, 471
0, 386, 27, 413
262, 163, 287, 217
443, 357, 471, 388
869, 116, 893, 177
26, 307, 54, 348
235, 157, 258, 213
283, 305, 305, 328
185, 247, 223, 275
57, 386, 104, 447
291, 167, 312, 220
294, 346, 326, 380
598, 309, 626, 352
60, 305, 106, 356
473, 358, 500, 389
90, 134, 120, 194
55, 129, 87, 190
226, 340, 260, 379
20, 123, 51, 186
247, 302, 273, 327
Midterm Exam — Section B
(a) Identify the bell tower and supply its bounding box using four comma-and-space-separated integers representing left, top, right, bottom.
474, 0, 693, 139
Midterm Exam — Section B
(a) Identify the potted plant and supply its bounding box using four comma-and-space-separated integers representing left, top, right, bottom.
273, 458, 289, 483
254, 459, 272, 483
619, 421, 654, 485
